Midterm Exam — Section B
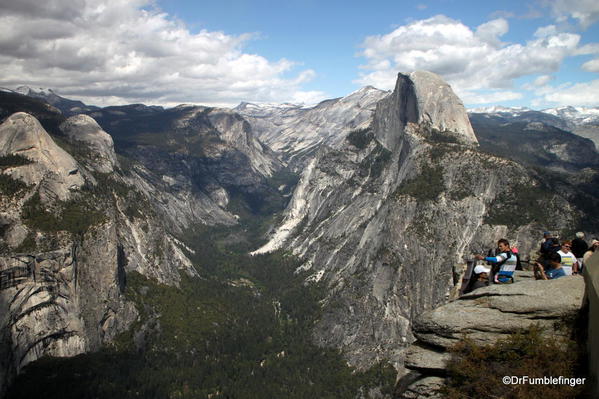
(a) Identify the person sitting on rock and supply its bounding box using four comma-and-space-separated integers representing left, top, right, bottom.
557, 240, 579, 275
475, 239, 517, 283
464, 265, 490, 293
534, 252, 566, 280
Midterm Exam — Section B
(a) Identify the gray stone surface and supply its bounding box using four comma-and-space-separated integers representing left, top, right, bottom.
397, 275, 585, 397
400, 376, 445, 399
60, 114, 118, 173
237, 86, 389, 170
0, 112, 84, 200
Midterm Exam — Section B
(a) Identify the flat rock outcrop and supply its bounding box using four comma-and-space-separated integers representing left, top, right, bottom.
398, 274, 585, 398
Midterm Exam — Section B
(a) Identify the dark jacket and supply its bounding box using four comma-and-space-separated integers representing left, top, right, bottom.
572, 238, 588, 258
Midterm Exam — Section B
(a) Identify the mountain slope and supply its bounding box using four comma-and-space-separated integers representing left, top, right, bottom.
469, 112, 599, 172
253, 71, 593, 369
469, 105, 599, 150
236, 86, 389, 169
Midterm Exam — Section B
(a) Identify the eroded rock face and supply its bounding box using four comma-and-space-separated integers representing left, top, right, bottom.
60, 114, 118, 173
409, 71, 477, 145
0, 112, 206, 395
0, 112, 84, 200
0, 222, 138, 396
397, 274, 585, 398
206, 109, 280, 177
237, 86, 390, 169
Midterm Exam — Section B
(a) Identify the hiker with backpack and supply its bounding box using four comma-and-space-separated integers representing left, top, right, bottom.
475, 239, 518, 284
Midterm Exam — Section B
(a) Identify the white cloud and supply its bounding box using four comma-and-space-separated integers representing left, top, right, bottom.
475, 18, 509, 47
541, 80, 599, 105
533, 75, 554, 86
0, 0, 324, 107
548, 0, 599, 29
582, 58, 599, 72
356, 16, 583, 104
458, 90, 523, 105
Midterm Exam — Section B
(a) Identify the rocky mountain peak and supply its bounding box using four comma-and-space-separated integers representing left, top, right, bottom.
0, 112, 84, 200
371, 71, 477, 151
409, 71, 477, 144
59, 114, 118, 173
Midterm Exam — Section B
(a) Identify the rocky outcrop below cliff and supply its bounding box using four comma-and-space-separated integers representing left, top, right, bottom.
397, 273, 586, 398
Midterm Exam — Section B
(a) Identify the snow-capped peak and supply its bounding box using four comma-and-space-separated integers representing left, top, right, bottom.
542, 106, 599, 126
15, 86, 56, 97
468, 105, 531, 115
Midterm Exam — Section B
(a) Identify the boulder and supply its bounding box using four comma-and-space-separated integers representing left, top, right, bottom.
398, 275, 586, 397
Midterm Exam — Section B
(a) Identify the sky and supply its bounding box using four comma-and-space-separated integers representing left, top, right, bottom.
1, 0, 599, 109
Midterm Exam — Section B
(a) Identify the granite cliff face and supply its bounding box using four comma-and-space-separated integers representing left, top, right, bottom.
85, 103, 284, 217
237, 86, 389, 169
253, 72, 582, 369
0, 104, 265, 393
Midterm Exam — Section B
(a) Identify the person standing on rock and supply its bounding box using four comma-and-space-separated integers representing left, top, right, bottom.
475, 239, 517, 283
557, 240, 579, 275
571, 232, 588, 271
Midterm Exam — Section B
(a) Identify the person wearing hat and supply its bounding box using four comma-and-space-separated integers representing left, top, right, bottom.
464, 265, 490, 294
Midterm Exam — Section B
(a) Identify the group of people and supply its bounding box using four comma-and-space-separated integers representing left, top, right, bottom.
463, 232, 599, 294
534, 232, 598, 280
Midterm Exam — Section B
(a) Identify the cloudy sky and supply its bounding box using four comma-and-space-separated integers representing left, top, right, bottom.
1, 0, 598, 109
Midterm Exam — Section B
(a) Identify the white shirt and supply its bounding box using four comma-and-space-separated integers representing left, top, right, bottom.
557, 250, 577, 275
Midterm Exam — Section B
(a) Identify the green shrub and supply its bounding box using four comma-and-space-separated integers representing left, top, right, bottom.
21, 192, 105, 235
0, 154, 32, 169
0, 174, 29, 197
395, 163, 445, 201
347, 128, 373, 149
442, 326, 585, 399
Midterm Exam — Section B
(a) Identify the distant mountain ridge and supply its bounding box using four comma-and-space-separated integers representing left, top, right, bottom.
469, 105, 599, 149
236, 86, 390, 170
12, 86, 99, 116
469, 104, 599, 124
